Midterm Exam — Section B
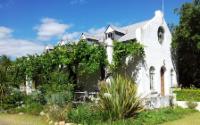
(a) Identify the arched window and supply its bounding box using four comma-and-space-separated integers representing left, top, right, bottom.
158, 26, 165, 44
149, 66, 155, 90
170, 69, 174, 87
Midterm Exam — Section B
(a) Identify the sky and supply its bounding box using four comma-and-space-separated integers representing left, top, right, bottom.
0, 0, 192, 58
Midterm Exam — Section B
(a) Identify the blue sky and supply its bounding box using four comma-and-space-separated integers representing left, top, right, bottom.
0, 0, 192, 58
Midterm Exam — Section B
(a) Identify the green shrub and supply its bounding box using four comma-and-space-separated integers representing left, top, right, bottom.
2, 89, 25, 110
8, 102, 43, 115
32, 89, 46, 105
9, 106, 27, 114
98, 75, 144, 120
25, 91, 45, 105
68, 104, 104, 124
45, 104, 71, 121
14, 92, 45, 115
186, 101, 198, 109
42, 83, 74, 106
24, 102, 43, 115
174, 89, 200, 101
46, 92, 66, 106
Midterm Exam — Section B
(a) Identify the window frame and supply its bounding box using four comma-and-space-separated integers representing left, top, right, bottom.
149, 66, 155, 91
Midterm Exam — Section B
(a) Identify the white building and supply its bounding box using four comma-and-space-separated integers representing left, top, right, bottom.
81, 10, 178, 107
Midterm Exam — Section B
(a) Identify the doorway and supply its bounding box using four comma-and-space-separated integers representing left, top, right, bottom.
160, 66, 166, 96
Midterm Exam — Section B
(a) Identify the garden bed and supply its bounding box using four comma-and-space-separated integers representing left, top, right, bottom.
67, 106, 196, 125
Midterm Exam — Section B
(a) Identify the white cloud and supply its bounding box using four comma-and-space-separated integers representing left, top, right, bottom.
35, 18, 71, 41
0, 39, 44, 58
62, 32, 81, 41
70, 0, 86, 5
0, 26, 13, 39
0, 26, 44, 58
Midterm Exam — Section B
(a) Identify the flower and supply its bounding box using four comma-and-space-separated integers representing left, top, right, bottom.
103, 93, 111, 98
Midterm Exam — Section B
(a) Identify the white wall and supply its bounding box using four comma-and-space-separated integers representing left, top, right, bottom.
175, 101, 200, 111
105, 38, 113, 64
135, 10, 177, 97
104, 10, 178, 98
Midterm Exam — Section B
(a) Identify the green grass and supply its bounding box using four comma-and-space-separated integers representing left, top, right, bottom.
0, 113, 48, 125
174, 89, 200, 101
97, 107, 196, 125
162, 112, 200, 125
0, 107, 197, 125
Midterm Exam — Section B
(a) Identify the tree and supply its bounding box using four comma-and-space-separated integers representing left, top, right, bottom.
56, 40, 107, 90
0, 55, 13, 109
172, 0, 200, 87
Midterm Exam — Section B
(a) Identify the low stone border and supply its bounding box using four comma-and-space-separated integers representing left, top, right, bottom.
173, 93, 200, 111
175, 101, 200, 111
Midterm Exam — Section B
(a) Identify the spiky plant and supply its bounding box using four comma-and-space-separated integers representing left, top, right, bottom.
98, 75, 144, 120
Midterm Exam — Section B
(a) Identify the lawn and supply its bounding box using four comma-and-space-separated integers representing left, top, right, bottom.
97, 107, 196, 125
0, 108, 199, 125
162, 112, 200, 125
0, 113, 48, 125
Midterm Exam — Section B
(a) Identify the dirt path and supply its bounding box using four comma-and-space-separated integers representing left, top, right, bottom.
0, 114, 47, 125
0, 121, 9, 125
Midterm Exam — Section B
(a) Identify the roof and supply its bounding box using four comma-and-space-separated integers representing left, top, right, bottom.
106, 25, 126, 34
82, 33, 99, 41
118, 21, 149, 41
81, 20, 150, 43
81, 32, 105, 42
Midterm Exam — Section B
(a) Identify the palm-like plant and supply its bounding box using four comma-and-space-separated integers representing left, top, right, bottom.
98, 75, 144, 120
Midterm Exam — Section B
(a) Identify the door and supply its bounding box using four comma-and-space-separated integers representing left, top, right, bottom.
160, 66, 166, 96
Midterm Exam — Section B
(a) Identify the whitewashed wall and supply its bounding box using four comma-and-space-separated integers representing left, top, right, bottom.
135, 11, 177, 97
104, 10, 177, 99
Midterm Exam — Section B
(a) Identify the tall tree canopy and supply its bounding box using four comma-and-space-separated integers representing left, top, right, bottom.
172, 0, 200, 87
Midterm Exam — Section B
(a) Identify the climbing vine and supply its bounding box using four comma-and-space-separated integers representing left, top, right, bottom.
112, 40, 145, 70
13, 39, 144, 89
14, 40, 107, 86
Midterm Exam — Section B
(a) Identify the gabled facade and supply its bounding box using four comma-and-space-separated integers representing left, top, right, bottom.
81, 10, 178, 107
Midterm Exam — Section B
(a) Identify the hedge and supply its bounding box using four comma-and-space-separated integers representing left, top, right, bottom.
174, 89, 200, 102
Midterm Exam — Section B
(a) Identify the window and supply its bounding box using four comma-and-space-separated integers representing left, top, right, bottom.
107, 33, 114, 40
170, 69, 174, 87
158, 26, 165, 44
149, 66, 155, 90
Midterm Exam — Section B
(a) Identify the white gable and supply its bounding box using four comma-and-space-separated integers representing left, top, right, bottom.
81, 33, 86, 40
105, 26, 114, 33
